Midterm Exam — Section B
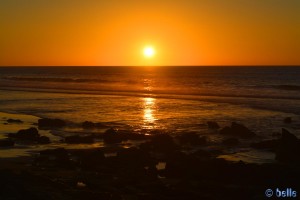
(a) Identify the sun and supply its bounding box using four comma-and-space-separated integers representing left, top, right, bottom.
143, 46, 155, 58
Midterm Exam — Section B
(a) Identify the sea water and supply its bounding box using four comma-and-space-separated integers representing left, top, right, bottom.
0, 66, 300, 160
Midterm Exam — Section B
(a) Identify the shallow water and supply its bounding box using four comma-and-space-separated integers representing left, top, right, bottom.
1, 90, 299, 137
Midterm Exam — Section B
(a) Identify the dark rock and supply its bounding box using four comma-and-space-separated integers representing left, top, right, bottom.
18, 127, 39, 136
222, 138, 239, 146
65, 135, 94, 144
103, 128, 123, 144
219, 126, 231, 135
275, 128, 300, 163
207, 121, 220, 129
76, 149, 105, 170
251, 140, 278, 150
165, 151, 199, 178
177, 132, 207, 145
219, 122, 256, 138
283, 117, 292, 124
151, 134, 174, 146
272, 132, 281, 137
139, 142, 152, 152
82, 121, 95, 129
125, 132, 147, 140
117, 147, 153, 166
191, 149, 212, 160
117, 129, 147, 141
8, 127, 40, 140
100, 147, 154, 179
196, 136, 208, 145
0, 139, 15, 147
231, 122, 255, 137
38, 118, 66, 129
82, 121, 106, 129
105, 127, 117, 134
281, 128, 298, 142
94, 122, 106, 128
38, 136, 50, 144
7, 119, 23, 123
140, 134, 177, 154
8, 127, 50, 144
40, 148, 68, 156
102, 128, 146, 143
37, 148, 74, 168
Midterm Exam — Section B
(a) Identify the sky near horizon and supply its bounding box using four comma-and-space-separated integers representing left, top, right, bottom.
1, 0, 299, 66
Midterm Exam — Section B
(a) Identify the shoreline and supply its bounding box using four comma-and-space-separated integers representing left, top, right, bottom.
1, 111, 300, 199
0, 111, 294, 162
0, 109, 297, 163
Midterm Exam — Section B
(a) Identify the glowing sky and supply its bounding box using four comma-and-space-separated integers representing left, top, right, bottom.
1, 0, 299, 66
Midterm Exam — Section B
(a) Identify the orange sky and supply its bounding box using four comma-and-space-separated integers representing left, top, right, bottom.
1, 0, 299, 66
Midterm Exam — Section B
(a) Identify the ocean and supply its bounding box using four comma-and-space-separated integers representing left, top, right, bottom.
1, 66, 300, 137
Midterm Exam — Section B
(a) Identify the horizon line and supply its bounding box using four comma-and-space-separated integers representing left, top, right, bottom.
1, 65, 300, 67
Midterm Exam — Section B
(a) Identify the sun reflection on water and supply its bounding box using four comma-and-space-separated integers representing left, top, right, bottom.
144, 108, 154, 123
143, 78, 153, 92
143, 97, 157, 129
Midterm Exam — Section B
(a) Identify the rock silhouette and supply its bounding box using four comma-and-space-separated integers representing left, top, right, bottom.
283, 117, 292, 123
207, 121, 220, 129
7, 119, 23, 123
103, 128, 123, 143
82, 121, 107, 129
65, 135, 94, 144
38, 136, 50, 144
9, 127, 39, 140
251, 139, 278, 150
140, 134, 178, 154
219, 122, 256, 138
36, 148, 74, 168
0, 139, 15, 147
177, 132, 207, 145
38, 118, 66, 129
8, 127, 50, 144
222, 137, 239, 146
275, 128, 300, 163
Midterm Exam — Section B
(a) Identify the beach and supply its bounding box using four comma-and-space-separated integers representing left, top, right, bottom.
1, 66, 300, 199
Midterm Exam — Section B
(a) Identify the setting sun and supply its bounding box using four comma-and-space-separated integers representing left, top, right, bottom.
143, 46, 155, 58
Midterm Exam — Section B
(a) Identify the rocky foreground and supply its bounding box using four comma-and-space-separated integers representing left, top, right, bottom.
0, 118, 300, 199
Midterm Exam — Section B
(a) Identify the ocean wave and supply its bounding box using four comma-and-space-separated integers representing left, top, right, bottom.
2, 76, 115, 83
1, 85, 300, 101
273, 85, 300, 91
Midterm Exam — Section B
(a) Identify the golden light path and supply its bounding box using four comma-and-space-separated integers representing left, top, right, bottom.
143, 97, 156, 129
